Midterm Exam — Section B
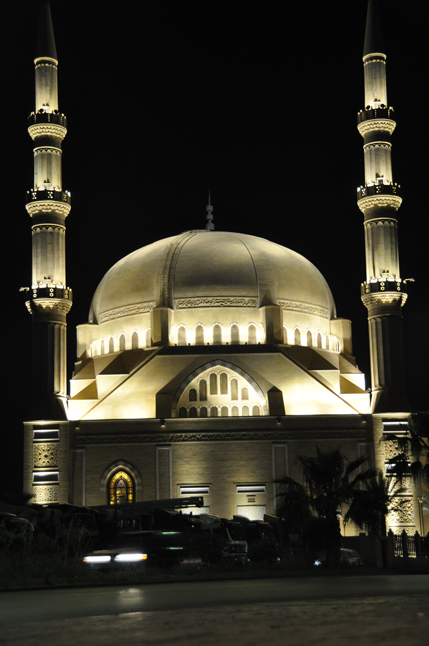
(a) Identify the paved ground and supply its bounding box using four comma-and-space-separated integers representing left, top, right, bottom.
2, 576, 429, 645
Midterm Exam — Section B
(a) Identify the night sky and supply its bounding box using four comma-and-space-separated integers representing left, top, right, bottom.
2, 0, 428, 492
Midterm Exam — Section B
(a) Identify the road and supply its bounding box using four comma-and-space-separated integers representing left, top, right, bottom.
1, 575, 429, 645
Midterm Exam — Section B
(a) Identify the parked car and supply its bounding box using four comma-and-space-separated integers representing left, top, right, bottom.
314, 547, 363, 566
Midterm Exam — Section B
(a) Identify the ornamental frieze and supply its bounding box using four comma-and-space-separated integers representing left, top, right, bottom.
357, 194, 402, 213
33, 484, 59, 503
278, 300, 329, 319
389, 499, 414, 525
33, 443, 59, 468
99, 302, 155, 323
175, 297, 257, 309
77, 428, 366, 446
28, 124, 67, 140
26, 202, 71, 217
357, 120, 396, 136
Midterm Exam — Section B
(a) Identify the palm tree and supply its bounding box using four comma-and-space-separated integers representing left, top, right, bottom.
275, 446, 394, 562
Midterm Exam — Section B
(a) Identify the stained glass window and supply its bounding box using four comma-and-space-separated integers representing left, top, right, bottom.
109, 470, 134, 505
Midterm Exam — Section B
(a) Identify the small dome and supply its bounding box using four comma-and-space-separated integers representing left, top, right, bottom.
89, 231, 336, 325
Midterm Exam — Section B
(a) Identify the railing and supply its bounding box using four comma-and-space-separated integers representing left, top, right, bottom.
388, 530, 426, 559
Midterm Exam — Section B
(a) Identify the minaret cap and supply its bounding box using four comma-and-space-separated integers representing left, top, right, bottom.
363, 0, 385, 58
35, 2, 58, 63
205, 191, 214, 231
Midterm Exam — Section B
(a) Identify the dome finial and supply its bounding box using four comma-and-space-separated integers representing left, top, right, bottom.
205, 190, 214, 231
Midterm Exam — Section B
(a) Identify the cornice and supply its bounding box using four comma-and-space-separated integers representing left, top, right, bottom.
76, 428, 367, 445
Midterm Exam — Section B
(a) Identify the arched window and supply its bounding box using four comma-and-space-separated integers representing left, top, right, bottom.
100, 339, 105, 355
231, 324, 240, 345
248, 324, 257, 344
132, 331, 139, 349
294, 328, 301, 346
325, 334, 330, 350
220, 373, 228, 394
252, 405, 260, 416
221, 406, 229, 417
189, 388, 197, 402
189, 407, 197, 418
146, 328, 151, 347
213, 324, 222, 345
306, 330, 312, 347
242, 406, 249, 416
109, 336, 115, 353
231, 378, 238, 400
199, 379, 207, 401
232, 406, 239, 417
283, 327, 288, 344
178, 326, 187, 346
109, 470, 134, 505
210, 406, 218, 417
179, 407, 187, 418
241, 387, 249, 400
317, 332, 322, 348
119, 333, 126, 351
195, 324, 204, 345
200, 406, 208, 418
210, 373, 218, 395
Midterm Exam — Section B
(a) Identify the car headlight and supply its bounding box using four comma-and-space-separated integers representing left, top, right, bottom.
114, 553, 147, 562
83, 555, 112, 563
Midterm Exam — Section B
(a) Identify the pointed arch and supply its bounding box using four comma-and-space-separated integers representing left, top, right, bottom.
294, 328, 301, 346
248, 324, 257, 344
146, 328, 151, 347
172, 359, 268, 416
231, 323, 240, 345
132, 330, 139, 349
283, 326, 288, 344
213, 323, 222, 345
119, 333, 126, 351
317, 332, 322, 348
109, 336, 115, 353
306, 330, 313, 347
195, 324, 204, 345
178, 325, 187, 346
199, 379, 207, 401
100, 461, 142, 505
210, 373, 218, 395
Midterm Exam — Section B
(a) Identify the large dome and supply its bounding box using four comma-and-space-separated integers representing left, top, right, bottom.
89, 230, 336, 324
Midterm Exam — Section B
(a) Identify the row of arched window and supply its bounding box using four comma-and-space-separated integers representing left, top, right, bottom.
89, 324, 340, 356
176, 323, 258, 346
179, 405, 260, 417
189, 374, 249, 401
283, 327, 340, 351
91, 329, 152, 356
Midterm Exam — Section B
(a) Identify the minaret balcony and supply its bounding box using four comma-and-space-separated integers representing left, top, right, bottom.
28, 111, 67, 141
26, 187, 71, 218
361, 280, 406, 297
357, 106, 396, 137
30, 285, 73, 302
357, 183, 402, 213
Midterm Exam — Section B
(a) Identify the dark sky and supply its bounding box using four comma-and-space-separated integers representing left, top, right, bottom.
2, 0, 428, 491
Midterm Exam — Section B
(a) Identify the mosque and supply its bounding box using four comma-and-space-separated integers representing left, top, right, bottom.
22, 2, 427, 534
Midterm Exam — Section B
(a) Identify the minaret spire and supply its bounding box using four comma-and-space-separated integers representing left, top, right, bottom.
25, 1, 72, 419
357, 1, 408, 413
205, 190, 214, 230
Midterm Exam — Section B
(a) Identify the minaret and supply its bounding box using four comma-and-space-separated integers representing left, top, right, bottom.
25, 2, 72, 420
357, 0, 408, 413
